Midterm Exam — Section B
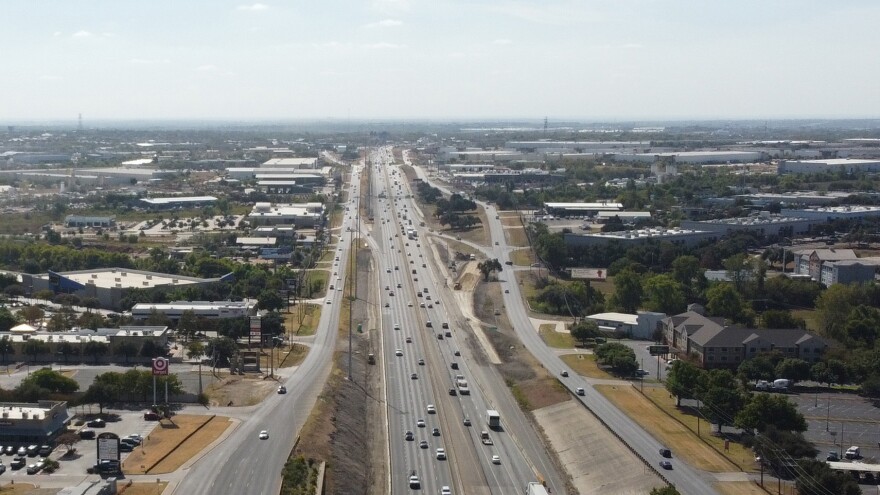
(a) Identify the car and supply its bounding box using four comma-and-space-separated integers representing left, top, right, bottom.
659, 448, 672, 458
4, 445, 14, 455
395, 349, 403, 356
259, 430, 269, 440
418, 359, 425, 366
417, 419, 425, 428
491, 455, 501, 464
449, 388, 457, 396
405, 430, 414, 441
426, 404, 436, 414
119, 442, 134, 452
426, 320, 432, 328
397, 283, 402, 288
26, 463, 41, 475
384, 302, 390, 308
428, 303, 433, 308
0, 464, 5, 475
454, 350, 460, 356
826, 451, 840, 461
25, 445, 38, 457
419, 440, 429, 449
495, 241, 499, 245
278, 386, 287, 394
407, 302, 413, 307
560, 370, 569, 377
659, 460, 672, 470
121, 438, 140, 447
37, 445, 52, 456
576, 387, 585, 396
406, 337, 412, 343
411, 373, 418, 380
409, 473, 420, 489
440, 486, 452, 495
393, 323, 400, 330
87, 418, 106, 428
10, 457, 25, 470
437, 333, 443, 340
463, 418, 471, 426
504, 289, 509, 293
432, 427, 440, 436
144, 411, 160, 421
79, 429, 96, 439
325, 299, 332, 305
441, 322, 449, 329
436, 448, 447, 460
329, 284, 334, 290
635, 369, 649, 377
422, 263, 427, 268
419, 302, 426, 308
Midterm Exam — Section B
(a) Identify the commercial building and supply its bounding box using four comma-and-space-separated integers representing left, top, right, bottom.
792, 248, 880, 286
226, 166, 333, 181
0, 401, 71, 446
131, 300, 257, 322
794, 248, 858, 281
781, 206, 880, 222
435, 148, 524, 163
731, 191, 859, 206
140, 196, 218, 209
586, 311, 666, 340
779, 158, 880, 174
481, 169, 566, 185
662, 310, 826, 369
445, 163, 496, 172
595, 211, 652, 224
680, 215, 813, 238
564, 228, 716, 248
247, 202, 324, 227
544, 202, 623, 216
0, 326, 169, 364
506, 141, 650, 152
261, 157, 319, 169
22, 268, 230, 310
613, 151, 766, 165
65, 215, 116, 228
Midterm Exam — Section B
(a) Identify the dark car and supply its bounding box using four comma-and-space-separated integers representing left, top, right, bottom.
86, 418, 106, 428
118, 442, 133, 452
144, 412, 160, 421
38, 445, 52, 457
659, 448, 672, 458
449, 388, 457, 396
10, 457, 25, 470
659, 460, 672, 470
79, 429, 96, 439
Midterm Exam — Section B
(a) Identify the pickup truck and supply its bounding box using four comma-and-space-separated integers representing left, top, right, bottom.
480, 431, 493, 445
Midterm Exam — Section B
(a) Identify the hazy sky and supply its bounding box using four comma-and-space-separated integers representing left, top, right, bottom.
2, 0, 878, 121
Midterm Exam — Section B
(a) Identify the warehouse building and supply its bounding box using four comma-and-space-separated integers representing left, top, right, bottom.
247, 202, 325, 227
564, 228, 716, 248
779, 158, 880, 174
613, 151, 766, 164
22, 268, 230, 310
0, 326, 169, 364
65, 215, 116, 228
544, 202, 623, 217
140, 196, 218, 209
261, 157, 319, 169
680, 215, 813, 238
132, 300, 257, 322
781, 205, 880, 222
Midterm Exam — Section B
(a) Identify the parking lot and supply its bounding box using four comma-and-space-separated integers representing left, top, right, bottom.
791, 392, 880, 460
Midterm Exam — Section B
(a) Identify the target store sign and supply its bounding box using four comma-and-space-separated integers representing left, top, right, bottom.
152, 357, 169, 376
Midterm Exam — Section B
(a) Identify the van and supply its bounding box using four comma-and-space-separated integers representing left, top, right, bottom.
845, 446, 861, 459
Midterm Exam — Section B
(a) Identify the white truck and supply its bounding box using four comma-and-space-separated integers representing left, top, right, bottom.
526, 482, 549, 495
486, 409, 500, 429
455, 374, 470, 395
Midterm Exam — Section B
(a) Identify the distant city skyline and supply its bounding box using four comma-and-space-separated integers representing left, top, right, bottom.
1, 1, 878, 120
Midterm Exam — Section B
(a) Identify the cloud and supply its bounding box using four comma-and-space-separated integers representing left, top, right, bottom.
72, 30, 93, 38
492, 38, 513, 45
363, 19, 402, 29
130, 58, 171, 65
195, 64, 219, 72
362, 42, 405, 50
237, 3, 269, 11
371, 0, 410, 14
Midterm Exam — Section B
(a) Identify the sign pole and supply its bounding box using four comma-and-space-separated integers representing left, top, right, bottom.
153, 375, 156, 408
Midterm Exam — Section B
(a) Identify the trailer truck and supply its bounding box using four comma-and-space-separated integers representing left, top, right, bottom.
526, 482, 549, 495
486, 409, 500, 429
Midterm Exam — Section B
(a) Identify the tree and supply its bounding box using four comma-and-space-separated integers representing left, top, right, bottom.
737, 353, 778, 384
843, 304, 880, 348
735, 393, 807, 433
795, 459, 861, 495
57, 342, 79, 364
697, 369, 744, 432
177, 310, 198, 343
83, 341, 108, 365
22, 339, 50, 363
643, 274, 686, 315
705, 283, 745, 323
723, 253, 753, 294
665, 360, 704, 406
594, 343, 638, 376
55, 431, 81, 454
19, 305, 45, 326
80, 381, 117, 414
0, 307, 17, 332
145, 308, 171, 327
114, 341, 139, 365
570, 320, 600, 347
0, 335, 14, 364
187, 341, 206, 396
476, 259, 503, 281
775, 358, 811, 383
759, 310, 804, 329
608, 268, 642, 313
22, 368, 79, 393
671, 254, 706, 299
258, 290, 284, 313
46, 312, 68, 332
139, 340, 163, 358
815, 284, 860, 339
206, 336, 238, 368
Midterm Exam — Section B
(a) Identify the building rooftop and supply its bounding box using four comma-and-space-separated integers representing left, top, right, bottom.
588, 312, 639, 326
141, 196, 217, 205
0, 401, 66, 421
545, 202, 624, 210
788, 158, 880, 166
261, 158, 318, 167
132, 300, 256, 312
584, 227, 710, 240
236, 237, 277, 246
692, 215, 808, 225
790, 206, 880, 214
39, 268, 217, 290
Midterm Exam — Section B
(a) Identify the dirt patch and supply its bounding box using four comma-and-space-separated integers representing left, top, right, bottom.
205, 374, 276, 407
510, 248, 535, 266
560, 354, 614, 379
715, 482, 773, 495
504, 225, 529, 247
455, 261, 480, 291
595, 384, 741, 473
286, 305, 322, 336
514, 377, 570, 410
0, 485, 39, 495
149, 416, 231, 474
500, 216, 523, 227
118, 482, 169, 495
122, 414, 224, 475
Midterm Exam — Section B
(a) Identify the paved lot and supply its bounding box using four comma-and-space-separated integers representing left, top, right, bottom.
791, 392, 880, 460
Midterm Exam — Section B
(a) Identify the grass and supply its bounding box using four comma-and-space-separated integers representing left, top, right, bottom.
560, 353, 614, 379
286, 305, 322, 336
0, 484, 37, 494
790, 309, 821, 333
261, 344, 309, 369
539, 324, 575, 348
305, 269, 330, 296
715, 482, 774, 495
515, 377, 570, 410
589, 276, 616, 297
510, 248, 534, 266
118, 482, 170, 495
122, 415, 231, 475
505, 226, 529, 247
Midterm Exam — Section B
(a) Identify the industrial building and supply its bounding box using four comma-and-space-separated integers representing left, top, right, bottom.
680, 215, 814, 238
544, 202, 623, 216
731, 191, 859, 206
64, 215, 116, 228
662, 310, 826, 369
0, 326, 169, 364
595, 211, 652, 224
131, 300, 258, 322
564, 228, 716, 248
779, 158, 880, 174
586, 311, 666, 340
506, 141, 650, 152
247, 202, 325, 227
261, 157, 319, 169
139, 196, 218, 209
781, 205, 880, 222
0, 401, 71, 446
22, 268, 230, 310
226, 166, 333, 181
612, 151, 766, 164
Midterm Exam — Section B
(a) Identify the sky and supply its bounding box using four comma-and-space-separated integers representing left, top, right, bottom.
1, 0, 878, 121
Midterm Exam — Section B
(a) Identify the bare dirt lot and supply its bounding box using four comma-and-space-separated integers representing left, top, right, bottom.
122, 414, 231, 475
205, 373, 277, 407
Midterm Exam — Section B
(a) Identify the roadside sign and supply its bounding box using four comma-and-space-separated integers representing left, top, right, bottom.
249, 316, 262, 339
151, 357, 169, 376
96, 433, 120, 461
648, 345, 670, 356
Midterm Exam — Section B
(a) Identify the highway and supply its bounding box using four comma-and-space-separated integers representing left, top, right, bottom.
370, 147, 564, 494
171, 164, 365, 495
409, 161, 721, 495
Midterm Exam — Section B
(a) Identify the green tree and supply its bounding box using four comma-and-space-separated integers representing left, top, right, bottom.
114, 341, 139, 365
22, 368, 79, 393
177, 310, 198, 343
671, 254, 706, 298
594, 342, 638, 376
570, 320, 600, 347
608, 268, 642, 313
736, 353, 778, 384
80, 381, 117, 414
759, 310, 804, 329
815, 284, 860, 340
83, 341, 108, 365
0, 307, 17, 332
145, 308, 171, 326
723, 253, 753, 294
139, 340, 163, 358
643, 274, 686, 315
19, 305, 45, 326
54, 431, 81, 454
665, 360, 704, 406
0, 335, 14, 364
23, 339, 50, 363
476, 259, 503, 282
705, 283, 745, 323
795, 459, 861, 495
843, 304, 880, 348
697, 369, 744, 432
258, 290, 284, 312
649, 487, 681, 495
735, 393, 807, 433
187, 341, 206, 396
206, 336, 238, 368
775, 358, 811, 383
57, 342, 79, 364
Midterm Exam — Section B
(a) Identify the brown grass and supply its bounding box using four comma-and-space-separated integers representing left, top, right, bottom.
122, 415, 230, 475
514, 377, 570, 410
260, 344, 309, 369
510, 248, 535, 266
715, 481, 774, 495
505, 226, 529, 247
539, 324, 575, 349
205, 374, 276, 407
595, 385, 742, 473
119, 482, 169, 495
560, 353, 613, 379
500, 216, 523, 227
286, 304, 322, 336
0, 484, 37, 495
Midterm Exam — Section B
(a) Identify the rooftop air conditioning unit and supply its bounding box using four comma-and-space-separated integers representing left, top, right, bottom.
143, 281, 149, 286
146, 275, 152, 280
122, 272, 127, 277
92, 274, 98, 279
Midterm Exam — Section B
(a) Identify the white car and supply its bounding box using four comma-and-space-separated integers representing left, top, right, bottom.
440, 486, 452, 495
417, 419, 425, 427
395, 349, 403, 356
426, 404, 436, 414
436, 448, 447, 460
576, 387, 585, 396
259, 430, 269, 440
491, 454, 501, 464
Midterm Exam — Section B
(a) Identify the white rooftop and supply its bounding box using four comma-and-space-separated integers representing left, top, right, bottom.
545, 202, 624, 210
0, 404, 54, 421
790, 158, 880, 165
261, 158, 318, 167
587, 227, 710, 239
141, 196, 217, 205
588, 312, 640, 326
133, 300, 257, 312
236, 237, 277, 246
44, 268, 209, 289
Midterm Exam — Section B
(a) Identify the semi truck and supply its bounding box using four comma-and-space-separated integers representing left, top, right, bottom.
486, 409, 500, 429
526, 482, 549, 495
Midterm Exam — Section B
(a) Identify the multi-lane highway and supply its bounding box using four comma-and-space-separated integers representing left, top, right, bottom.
368, 147, 564, 494
409, 162, 721, 495
172, 164, 366, 495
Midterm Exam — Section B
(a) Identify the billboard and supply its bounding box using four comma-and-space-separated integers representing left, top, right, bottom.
249, 316, 262, 339
152, 357, 169, 376
648, 345, 670, 356
96, 432, 120, 461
